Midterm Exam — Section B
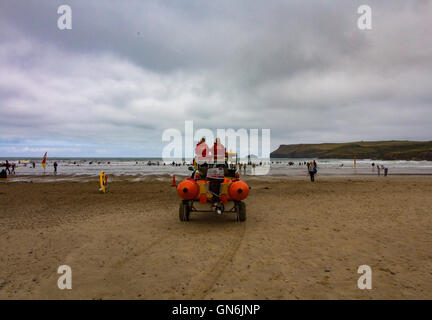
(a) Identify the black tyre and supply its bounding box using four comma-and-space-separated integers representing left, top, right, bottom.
185, 203, 190, 221
236, 201, 246, 222
179, 202, 190, 221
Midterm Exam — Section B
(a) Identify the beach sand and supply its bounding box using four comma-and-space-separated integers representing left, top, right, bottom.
0, 175, 431, 299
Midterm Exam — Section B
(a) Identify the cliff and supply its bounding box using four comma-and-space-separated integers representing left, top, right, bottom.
270, 141, 432, 160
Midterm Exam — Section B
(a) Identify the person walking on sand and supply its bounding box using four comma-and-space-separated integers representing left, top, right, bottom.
384, 165, 388, 176
53, 161, 58, 175
377, 164, 381, 176
308, 160, 317, 182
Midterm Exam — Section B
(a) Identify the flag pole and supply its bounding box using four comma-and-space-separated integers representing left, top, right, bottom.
42, 152, 47, 174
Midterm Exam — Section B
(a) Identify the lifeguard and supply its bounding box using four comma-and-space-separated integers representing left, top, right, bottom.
195, 137, 210, 164
211, 138, 226, 165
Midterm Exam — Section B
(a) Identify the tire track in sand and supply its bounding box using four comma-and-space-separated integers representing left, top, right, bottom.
188, 222, 247, 299
108, 233, 168, 270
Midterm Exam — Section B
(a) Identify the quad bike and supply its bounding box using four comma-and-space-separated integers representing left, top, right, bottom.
177, 153, 249, 222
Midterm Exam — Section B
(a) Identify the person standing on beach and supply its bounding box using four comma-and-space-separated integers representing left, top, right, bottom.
308, 161, 317, 182
5, 160, 10, 174
384, 165, 388, 176
53, 161, 58, 175
377, 164, 381, 176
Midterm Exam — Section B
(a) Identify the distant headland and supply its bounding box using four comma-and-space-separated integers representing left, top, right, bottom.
270, 141, 432, 160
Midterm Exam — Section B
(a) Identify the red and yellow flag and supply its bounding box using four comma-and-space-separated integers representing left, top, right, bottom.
42, 152, 47, 169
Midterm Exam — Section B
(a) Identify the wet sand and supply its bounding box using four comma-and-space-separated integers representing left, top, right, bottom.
0, 175, 431, 299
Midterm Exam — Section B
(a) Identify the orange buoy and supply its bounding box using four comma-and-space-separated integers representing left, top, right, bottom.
228, 180, 250, 200
177, 179, 199, 200
171, 175, 177, 187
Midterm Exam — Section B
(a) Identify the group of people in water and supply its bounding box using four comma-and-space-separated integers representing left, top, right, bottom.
0, 160, 15, 178
0, 160, 58, 177
1, 160, 16, 174
1, 148, 391, 182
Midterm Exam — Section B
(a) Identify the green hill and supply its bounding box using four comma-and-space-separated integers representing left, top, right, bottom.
270, 141, 432, 160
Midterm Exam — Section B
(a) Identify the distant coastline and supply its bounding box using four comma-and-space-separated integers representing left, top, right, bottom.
271, 140, 432, 161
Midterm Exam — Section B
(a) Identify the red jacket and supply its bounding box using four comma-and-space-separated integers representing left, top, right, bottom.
212, 142, 226, 163
195, 142, 210, 160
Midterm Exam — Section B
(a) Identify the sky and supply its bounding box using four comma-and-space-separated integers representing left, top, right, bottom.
0, 0, 431, 157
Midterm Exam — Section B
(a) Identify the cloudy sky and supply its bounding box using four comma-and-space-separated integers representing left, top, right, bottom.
0, 0, 431, 157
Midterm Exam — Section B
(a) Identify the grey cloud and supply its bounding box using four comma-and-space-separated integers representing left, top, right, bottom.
0, 0, 431, 156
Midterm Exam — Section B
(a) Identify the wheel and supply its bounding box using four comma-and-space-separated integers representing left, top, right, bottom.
185, 203, 190, 221
179, 202, 186, 221
179, 202, 190, 221
236, 201, 246, 222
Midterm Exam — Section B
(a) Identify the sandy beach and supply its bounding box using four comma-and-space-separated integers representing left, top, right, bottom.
0, 175, 431, 299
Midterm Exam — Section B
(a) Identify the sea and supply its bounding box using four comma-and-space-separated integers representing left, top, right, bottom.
2, 157, 432, 180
